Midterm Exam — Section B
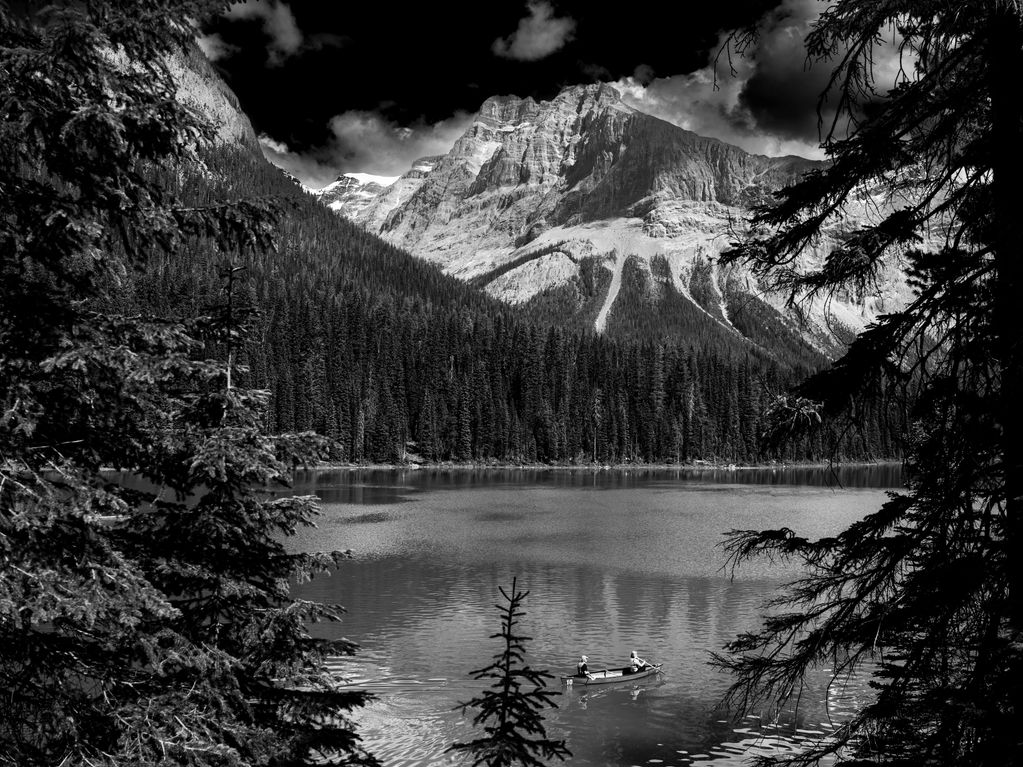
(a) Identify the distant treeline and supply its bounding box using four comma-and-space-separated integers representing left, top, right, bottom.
115, 149, 903, 464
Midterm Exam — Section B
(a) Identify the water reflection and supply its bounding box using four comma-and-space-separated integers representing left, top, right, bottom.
290, 470, 893, 766
340, 512, 393, 524
295, 462, 903, 505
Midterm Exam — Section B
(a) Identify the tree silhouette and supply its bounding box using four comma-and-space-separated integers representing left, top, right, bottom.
449, 578, 570, 767
716, 2, 1023, 766
0, 4, 373, 764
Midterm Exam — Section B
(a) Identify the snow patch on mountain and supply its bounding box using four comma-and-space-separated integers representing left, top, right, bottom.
344, 172, 399, 187
305, 173, 400, 221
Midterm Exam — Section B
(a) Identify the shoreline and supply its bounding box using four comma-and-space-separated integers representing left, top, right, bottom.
298, 459, 903, 472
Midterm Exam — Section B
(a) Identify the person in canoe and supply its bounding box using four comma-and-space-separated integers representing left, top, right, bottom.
576, 655, 590, 677
626, 650, 649, 674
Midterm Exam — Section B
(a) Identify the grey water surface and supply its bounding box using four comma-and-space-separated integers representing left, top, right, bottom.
289, 465, 902, 767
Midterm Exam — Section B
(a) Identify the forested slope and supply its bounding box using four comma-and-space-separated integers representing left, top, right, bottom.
119, 148, 901, 463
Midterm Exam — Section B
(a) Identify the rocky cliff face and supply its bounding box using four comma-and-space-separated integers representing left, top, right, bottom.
316, 84, 913, 352
357, 84, 817, 268
343, 157, 443, 232
169, 44, 261, 151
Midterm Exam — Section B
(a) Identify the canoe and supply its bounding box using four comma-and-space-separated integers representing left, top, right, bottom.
561, 663, 663, 685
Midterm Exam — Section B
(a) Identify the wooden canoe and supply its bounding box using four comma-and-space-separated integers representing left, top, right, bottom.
561, 663, 663, 685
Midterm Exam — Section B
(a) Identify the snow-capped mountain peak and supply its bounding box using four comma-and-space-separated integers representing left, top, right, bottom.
305, 172, 400, 216
339, 172, 400, 188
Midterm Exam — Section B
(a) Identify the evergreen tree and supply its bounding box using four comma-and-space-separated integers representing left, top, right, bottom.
716, 3, 1023, 765
449, 579, 570, 767
0, 4, 372, 764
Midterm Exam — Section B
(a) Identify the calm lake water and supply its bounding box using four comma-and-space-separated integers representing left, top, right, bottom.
288, 465, 903, 767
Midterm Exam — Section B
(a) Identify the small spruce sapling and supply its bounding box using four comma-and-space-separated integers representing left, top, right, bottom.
448, 578, 570, 767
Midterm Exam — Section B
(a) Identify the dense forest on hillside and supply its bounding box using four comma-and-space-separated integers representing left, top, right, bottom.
117, 148, 902, 464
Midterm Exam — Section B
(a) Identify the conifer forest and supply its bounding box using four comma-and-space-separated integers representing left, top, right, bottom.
124, 151, 901, 466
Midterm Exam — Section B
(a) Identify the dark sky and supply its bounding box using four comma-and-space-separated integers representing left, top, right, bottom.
199, 0, 904, 186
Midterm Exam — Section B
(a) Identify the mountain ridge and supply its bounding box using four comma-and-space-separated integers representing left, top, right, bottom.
137, 43, 904, 464
311, 82, 909, 355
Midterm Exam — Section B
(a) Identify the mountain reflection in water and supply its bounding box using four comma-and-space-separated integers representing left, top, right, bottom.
289, 466, 900, 766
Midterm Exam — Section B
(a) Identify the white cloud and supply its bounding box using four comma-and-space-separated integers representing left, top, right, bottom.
614, 0, 911, 160
258, 134, 291, 155
326, 111, 472, 177
492, 1, 576, 61
258, 135, 330, 186
258, 112, 472, 188
196, 32, 238, 62
226, 0, 303, 65
615, 62, 828, 160
614, 0, 824, 159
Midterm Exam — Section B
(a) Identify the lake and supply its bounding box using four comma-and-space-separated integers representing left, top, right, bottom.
288, 465, 903, 767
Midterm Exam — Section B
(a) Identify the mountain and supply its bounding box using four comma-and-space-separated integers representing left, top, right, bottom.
137, 44, 903, 465
314, 83, 912, 353
168, 45, 260, 150
339, 156, 445, 232
303, 172, 399, 218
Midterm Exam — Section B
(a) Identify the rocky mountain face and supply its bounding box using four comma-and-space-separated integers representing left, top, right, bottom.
169, 44, 260, 151
348, 157, 445, 232
315, 83, 912, 353
306, 172, 400, 219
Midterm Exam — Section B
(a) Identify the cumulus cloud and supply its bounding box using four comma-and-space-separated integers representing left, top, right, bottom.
615, 0, 910, 160
226, 0, 303, 65
258, 135, 291, 155
258, 135, 336, 187
196, 32, 238, 61
325, 111, 473, 177
258, 135, 340, 189
492, 1, 576, 61
259, 112, 472, 188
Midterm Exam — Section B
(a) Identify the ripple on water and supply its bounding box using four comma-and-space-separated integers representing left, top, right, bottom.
336, 511, 392, 524
290, 471, 888, 767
